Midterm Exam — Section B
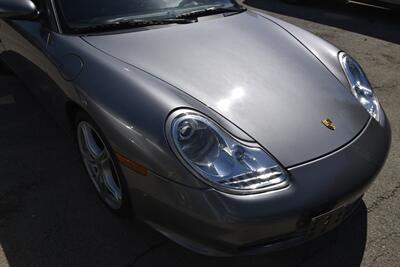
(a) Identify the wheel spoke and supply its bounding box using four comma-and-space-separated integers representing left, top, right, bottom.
97, 149, 110, 165
103, 175, 122, 202
98, 173, 106, 191
82, 151, 96, 165
81, 123, 102, 159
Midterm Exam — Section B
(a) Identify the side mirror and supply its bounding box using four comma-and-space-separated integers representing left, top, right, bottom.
0, 0, 38, 20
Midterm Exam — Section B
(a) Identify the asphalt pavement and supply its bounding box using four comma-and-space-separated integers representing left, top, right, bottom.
0, 0, 399, 266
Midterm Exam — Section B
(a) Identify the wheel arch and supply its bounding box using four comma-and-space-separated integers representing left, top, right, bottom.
65, 100, 85, 131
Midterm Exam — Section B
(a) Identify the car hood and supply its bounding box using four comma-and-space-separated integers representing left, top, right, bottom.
83, 11, 369, 167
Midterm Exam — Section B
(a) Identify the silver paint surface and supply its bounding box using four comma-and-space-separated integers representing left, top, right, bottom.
82, 11, 369, 167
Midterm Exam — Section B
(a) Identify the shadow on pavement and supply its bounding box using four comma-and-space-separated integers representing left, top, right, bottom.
0, 72, 368, 266
243, 0, 400, 45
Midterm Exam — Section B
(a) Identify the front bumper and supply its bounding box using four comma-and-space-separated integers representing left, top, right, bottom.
122, 115, 391, 256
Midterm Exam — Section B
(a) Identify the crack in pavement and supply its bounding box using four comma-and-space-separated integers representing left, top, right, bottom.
371, 251, 386, 264
372, 82, 399, 90
367, 183, 400, 213
367, 231, 400, 247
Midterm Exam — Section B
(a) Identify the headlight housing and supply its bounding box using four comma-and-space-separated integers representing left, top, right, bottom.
166, 110, 289, 194
339, 52, 381, 121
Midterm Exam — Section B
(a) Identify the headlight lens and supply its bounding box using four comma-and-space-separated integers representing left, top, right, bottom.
339, 52, 380, 121
168, 111, 289, 194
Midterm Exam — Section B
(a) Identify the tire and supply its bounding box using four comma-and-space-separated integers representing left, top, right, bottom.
0, 60, 13, 75
74, 110, 132, 216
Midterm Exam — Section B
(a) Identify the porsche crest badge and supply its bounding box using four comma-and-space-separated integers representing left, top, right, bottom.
322, 118, 336, 131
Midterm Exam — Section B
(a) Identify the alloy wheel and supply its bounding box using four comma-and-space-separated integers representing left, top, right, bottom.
77, 121, 123, 210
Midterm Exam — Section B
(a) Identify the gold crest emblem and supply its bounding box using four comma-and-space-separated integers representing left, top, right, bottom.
321, 118, 336, 131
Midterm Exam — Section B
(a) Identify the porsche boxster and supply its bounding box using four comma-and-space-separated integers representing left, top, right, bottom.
0, 0, 391, 256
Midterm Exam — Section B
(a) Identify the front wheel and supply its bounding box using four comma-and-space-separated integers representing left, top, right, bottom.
75, 111, 131, 216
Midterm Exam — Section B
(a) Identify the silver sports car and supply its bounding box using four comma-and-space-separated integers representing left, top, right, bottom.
0, 0, 391, 256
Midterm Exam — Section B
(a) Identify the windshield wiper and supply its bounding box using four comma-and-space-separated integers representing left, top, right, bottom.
71, 18, 196, 34
175, 6, 246, 19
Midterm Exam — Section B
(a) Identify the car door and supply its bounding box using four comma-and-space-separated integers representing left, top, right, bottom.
0, 0, 49, 93
0, 0, 72, 124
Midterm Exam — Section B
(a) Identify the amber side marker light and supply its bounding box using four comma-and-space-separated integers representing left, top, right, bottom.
114, 151, 148, 176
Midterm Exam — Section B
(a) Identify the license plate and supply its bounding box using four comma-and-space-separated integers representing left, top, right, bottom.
306, 205, 349, 239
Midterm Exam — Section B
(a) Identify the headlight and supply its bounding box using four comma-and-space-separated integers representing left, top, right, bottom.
167, 110, 289, 194
339, 52, 381, 121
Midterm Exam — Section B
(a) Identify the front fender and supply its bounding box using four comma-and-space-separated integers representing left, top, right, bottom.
253, 10, 349, 88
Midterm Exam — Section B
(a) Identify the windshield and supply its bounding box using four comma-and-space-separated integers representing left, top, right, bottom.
55, 0, 238, 29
